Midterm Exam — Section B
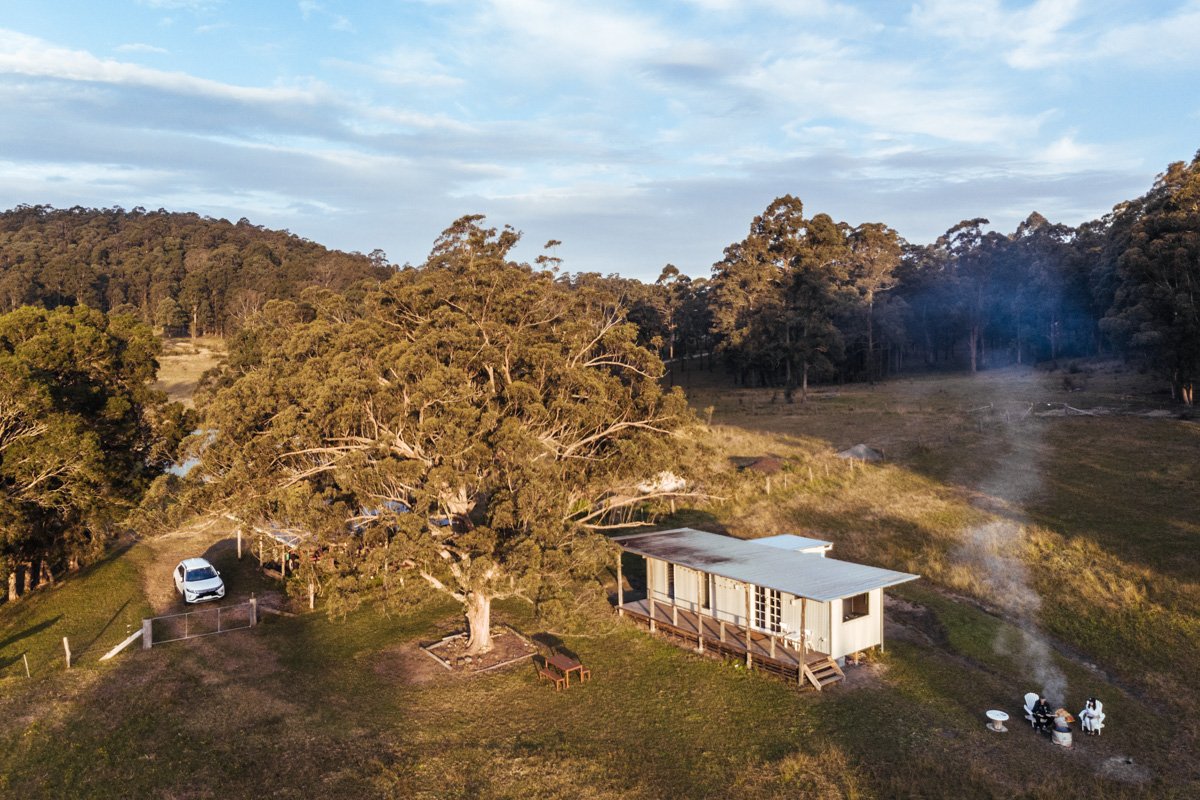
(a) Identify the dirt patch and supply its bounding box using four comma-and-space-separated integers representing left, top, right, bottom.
139, 519, 286, 616
838, 657, 888, 689
374, 642, 453, 686
421, 626, 538, 674
1098, 755, 1154, 785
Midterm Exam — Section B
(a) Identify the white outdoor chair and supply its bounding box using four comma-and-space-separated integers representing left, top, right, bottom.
1023, 692, 1039, 727
1080, 700, 1105, 735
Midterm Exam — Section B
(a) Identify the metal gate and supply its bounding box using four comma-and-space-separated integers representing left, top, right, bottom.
142, 598, 257, 649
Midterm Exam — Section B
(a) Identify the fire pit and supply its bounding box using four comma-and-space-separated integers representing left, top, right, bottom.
1051, 709, 1074, 748
985, 709, 1009, 732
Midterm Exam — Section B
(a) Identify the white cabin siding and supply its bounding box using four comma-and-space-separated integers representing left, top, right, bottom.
831, 588, 883, 659
674, 565, 700, 610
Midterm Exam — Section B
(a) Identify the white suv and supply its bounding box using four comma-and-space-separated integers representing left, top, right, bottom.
173, 557, 225, 604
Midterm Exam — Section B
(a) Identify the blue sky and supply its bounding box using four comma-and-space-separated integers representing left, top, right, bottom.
0, 1, 1197, 281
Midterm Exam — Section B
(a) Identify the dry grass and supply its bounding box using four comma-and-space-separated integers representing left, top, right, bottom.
153, 335, 226, 406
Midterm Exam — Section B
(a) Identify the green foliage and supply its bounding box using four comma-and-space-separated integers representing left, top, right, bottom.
705, 154, 1200, 398
197, 216, 695, 650
0, 305, 188, 598
0, 205, 389, 336
710, 196, 855, 393
1104, 152, 1200, 394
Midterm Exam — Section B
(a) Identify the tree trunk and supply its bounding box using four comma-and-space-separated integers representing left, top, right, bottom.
7, 568, 16, 602
866, 297, 875, 384
802, 360, 809, 401
464, 592, 493, 655
968, 325, 979, 373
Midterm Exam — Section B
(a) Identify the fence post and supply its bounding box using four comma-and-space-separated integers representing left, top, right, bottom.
63, 637, 71, 669
249, 595, 257, 627
237, 528, 242, 560
142, 618, 153, 650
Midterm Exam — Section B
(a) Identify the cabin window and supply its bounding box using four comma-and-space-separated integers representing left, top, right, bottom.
666, 563, 675, 601
843, 592, 869, 621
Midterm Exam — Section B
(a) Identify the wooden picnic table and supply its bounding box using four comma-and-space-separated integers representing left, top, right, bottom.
548, 652, 589, 686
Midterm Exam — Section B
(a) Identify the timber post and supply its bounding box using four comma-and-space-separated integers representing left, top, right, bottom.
745, 583, 753, 669
237, 528, 242, 560
647, 558, 656, 632
672, 605, 678, 627
142, 618, 152, 650
309, 580, 315, 610
800, 597, 807, 655
719, 619, 726, 643
249, 595, 258, 627
616, 556, 624, 616
62, 637, 71, 669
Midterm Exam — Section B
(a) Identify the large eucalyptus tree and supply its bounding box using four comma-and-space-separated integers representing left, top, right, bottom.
197, 217, 693, 653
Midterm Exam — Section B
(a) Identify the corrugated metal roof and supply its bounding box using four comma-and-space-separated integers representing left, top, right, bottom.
615, 528, 918, 601
752, 534, 833, 552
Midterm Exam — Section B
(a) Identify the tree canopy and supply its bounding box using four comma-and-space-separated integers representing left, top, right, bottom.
196, 217, 694, 653
0, 205, 390, 336
0, 305, 188, 601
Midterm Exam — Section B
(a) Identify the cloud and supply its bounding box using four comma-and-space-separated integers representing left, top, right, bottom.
324, 49, 465, 90
299, 0, 355, 33
0, 30, 320, 107
908, 0, 1085, 68
0, 4, 1186, 282
115, 43, 170, 54
137, 0, 222, 10
909, 0, 1200, 70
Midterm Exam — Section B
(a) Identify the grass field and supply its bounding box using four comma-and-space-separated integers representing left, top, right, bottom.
1, 359, 1196, 798
152, 336, 226, 406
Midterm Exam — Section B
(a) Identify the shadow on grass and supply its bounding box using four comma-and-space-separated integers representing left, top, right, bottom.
75, 598, 131, 658
0, 614, 62, 653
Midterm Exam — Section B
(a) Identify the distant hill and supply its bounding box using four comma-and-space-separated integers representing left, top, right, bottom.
0, 205, 391, 336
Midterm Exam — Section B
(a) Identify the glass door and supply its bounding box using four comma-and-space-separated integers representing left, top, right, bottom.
753, 585, 782, 633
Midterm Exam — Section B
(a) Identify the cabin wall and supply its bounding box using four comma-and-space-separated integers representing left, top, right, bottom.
782, 597, 831, 653
674, 565, 700, 609
831, 588, 884, 659
713, 575, 748, 625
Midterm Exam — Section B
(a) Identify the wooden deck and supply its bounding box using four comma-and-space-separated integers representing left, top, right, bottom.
619, 598, 840, 687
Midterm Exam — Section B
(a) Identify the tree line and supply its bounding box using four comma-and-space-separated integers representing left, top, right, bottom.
626, 151, 1200, 403
0, 205, 390, 338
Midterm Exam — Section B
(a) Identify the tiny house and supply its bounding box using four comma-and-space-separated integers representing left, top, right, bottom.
614, 528, 918, 689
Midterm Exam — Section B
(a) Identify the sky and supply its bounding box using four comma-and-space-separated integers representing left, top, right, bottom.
0, 1, 1197, 281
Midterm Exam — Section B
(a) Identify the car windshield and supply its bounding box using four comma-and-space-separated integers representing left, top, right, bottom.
186, 567, 217, 581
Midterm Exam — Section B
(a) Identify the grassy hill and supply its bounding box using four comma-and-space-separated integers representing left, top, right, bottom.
1, 361, 1196, 798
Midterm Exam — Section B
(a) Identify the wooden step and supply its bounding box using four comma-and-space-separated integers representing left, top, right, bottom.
802, 657, 845, 690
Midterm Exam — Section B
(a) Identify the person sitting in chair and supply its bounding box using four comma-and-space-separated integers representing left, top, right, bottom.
1032, 696, 1054, 732
1079, 697, 1103, 735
